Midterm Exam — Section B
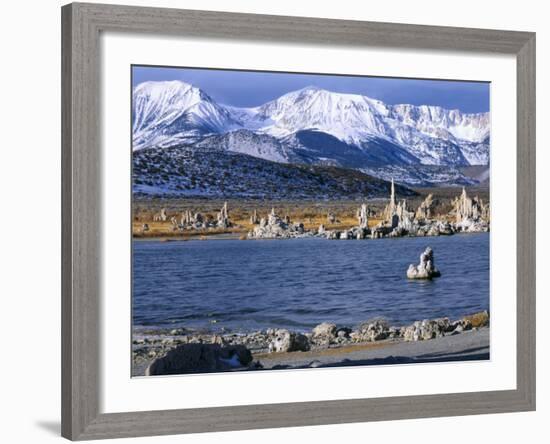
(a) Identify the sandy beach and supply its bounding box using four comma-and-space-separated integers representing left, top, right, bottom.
255, 327, 489, 370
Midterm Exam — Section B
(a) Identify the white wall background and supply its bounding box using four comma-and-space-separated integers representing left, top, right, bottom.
0, 1, 546, 443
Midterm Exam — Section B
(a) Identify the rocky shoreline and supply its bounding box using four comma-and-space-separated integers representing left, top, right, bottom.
133, 310, 489, 376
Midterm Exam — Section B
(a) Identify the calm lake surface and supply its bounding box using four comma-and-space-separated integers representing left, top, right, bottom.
133, 233, 489, 333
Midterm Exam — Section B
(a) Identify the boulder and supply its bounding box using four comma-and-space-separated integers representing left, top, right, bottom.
402, 321, 421, 342
336, 327, 352, 338
451, 318, 473, 332
312, 322, 337, 342
419, 318, 452, 340
354, 320, 390, 342
462, 310, 490, 328
403, 318, 453, 341
407, 247, 441, 279
268, 329, 310, 353
145, 343, 253, 375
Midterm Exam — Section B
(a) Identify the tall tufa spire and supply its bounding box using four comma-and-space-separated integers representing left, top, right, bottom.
382, 178, 399, 223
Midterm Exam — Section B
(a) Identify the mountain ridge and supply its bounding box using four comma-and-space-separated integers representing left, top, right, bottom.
132, 80, 490, 186
133, 145, 418, 199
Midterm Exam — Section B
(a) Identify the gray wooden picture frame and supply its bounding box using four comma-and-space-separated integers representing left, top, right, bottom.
61, 2, 536, 440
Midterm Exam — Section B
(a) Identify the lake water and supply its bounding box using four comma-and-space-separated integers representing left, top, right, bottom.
133, 233, 489, 333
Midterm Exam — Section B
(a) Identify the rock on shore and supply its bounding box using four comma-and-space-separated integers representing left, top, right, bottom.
134, 311, 489, 375
268, 329, 310, 352
401, 318, 472, 341
351, 320, 401, 342
145, 343, 253, 375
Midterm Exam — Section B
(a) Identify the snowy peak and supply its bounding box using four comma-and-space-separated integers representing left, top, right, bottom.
132, 80, 241, 149
251, 87, 391, 144
133, 81, 205, 132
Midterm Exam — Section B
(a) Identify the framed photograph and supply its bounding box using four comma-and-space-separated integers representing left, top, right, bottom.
62, 2, 536, 440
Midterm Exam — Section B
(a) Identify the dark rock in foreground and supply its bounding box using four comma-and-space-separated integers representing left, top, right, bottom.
145, 343, 253, 375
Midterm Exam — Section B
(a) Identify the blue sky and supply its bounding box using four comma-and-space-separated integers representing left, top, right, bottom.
132, 65, 490, 113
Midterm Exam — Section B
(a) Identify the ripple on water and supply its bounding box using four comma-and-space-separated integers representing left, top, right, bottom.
132, 234, 489, 332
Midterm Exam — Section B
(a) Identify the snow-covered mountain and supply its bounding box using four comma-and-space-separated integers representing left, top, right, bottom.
240, 86, 489, 166
132, 80, 490, 185
132, 81, 241, 149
